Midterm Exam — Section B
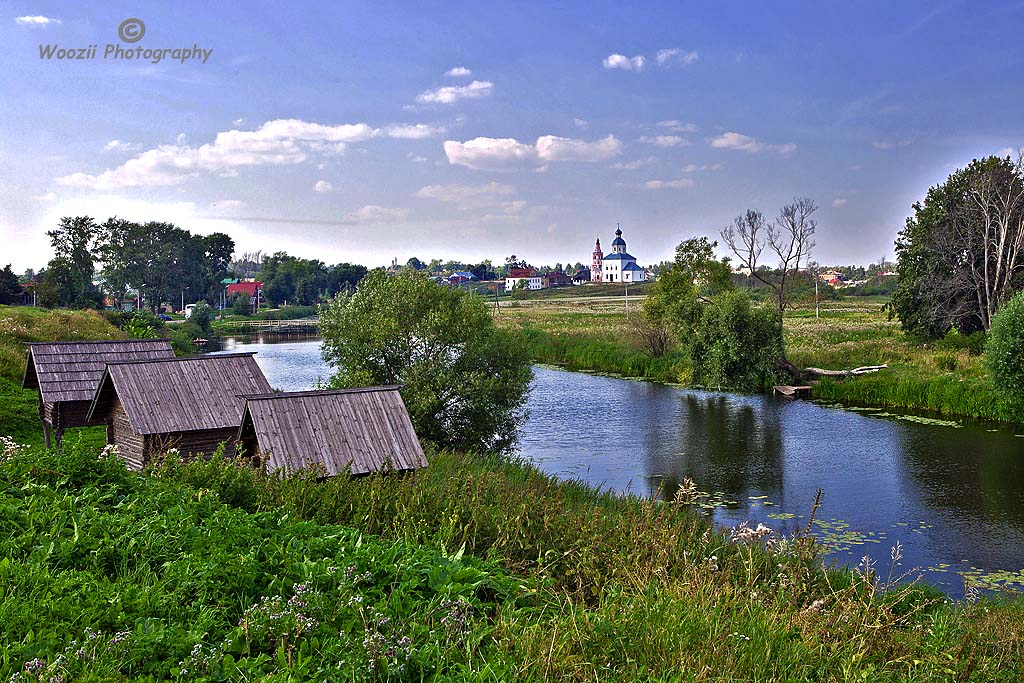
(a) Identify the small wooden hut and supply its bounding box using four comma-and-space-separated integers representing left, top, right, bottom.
236, 386, 428, 476
87, 353, 272, 470
21, 339, 175, 447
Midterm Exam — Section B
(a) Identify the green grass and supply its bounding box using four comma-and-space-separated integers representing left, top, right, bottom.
2, 441, 1023, 681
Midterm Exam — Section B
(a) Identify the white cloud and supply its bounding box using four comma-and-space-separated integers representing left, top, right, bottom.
611, 156, 656, 170
407, 153, 428, 163
872, 139, 912, 150
103, 140, 142, 153
658, 120, 698, 133
313, 180, 333, 193
997, 146, 1024, 158
176, 133, 187, 145
344, 205, 408, 223
444, 134, 621, 170
445, 66, 472, 77
681, 163, 721, 172
602, 54, 646, 71
638, 135, 688, 147
443, 137, 538, 170
31, 191, 57, 201
211, 199, 246, 209
15, 15, 60, 26
57, 119, 382, 190
385, 123, 446, 139
416, 80, 493, 104
535, 134, 621, 162
832, 198, 848, 208
642, 178, 695, 189
233, 117, 246, 126
574, 118, 590, 129
709, 131, 796, 154
656, 48, 699, 67
416, 182, 515, 203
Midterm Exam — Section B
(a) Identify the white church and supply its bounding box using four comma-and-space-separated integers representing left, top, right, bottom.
591, 226, 646, 283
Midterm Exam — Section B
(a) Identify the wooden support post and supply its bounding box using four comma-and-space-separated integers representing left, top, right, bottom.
42, 422, 52, 449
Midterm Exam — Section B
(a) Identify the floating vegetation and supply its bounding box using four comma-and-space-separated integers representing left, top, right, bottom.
892, 414, 962, 428
960, 567, 1024, 592
811, 517, 886, 552
767, 512, 797, 520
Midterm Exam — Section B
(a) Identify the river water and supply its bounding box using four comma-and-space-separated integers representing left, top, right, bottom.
217, 335, 1024, 596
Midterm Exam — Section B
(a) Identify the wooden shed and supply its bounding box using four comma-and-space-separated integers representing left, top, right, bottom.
87, 353, 272, 470
21, 339, 176, 447
236, 386, 428, 476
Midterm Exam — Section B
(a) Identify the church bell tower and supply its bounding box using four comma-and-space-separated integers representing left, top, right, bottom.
591, 238, 603, 282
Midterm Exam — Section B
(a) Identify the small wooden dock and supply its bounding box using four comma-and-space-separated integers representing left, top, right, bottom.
772, 385, 813, 399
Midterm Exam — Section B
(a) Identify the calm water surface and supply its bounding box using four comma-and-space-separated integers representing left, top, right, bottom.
218, 336, 1024, 596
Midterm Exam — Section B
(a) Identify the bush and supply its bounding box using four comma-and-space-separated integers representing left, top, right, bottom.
231, 292, 252, 316
187, 301, 213, 335
986, 291, 1024, 402
936, 328, 986, 356
690, 290, 783, 392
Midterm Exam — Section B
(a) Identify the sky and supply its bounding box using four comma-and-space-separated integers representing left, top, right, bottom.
2, 1, 1024, 272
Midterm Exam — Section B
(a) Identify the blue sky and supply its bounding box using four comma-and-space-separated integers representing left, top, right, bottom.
2, 1, 1023, 271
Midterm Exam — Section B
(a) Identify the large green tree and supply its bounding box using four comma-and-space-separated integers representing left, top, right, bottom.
39, 216, 101, 309
320, 270, 533, 453
644, 236, 733, 339
892, 156, 1024, 338
0, 265, 21, 304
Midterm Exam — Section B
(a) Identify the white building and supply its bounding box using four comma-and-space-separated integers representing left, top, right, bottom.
505, 268, 544, 291
596, 227, 646, 283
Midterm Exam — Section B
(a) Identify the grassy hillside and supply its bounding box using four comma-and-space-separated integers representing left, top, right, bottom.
0, 306, 124, 444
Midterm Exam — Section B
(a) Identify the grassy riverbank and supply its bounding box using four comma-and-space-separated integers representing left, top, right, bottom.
499, 295, 1022, 424
3, 441, 1023, 681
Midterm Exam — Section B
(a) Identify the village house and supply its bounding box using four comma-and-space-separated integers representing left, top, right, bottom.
505, 267, 544, 291
236, 386, 428, 476
447, 271, 477, 285
21, 339, 176, 447
544, 271, 573, 288
87, 353, 272, 470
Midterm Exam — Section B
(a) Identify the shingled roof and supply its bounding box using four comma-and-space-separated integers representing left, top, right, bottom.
237, 386, 427, 476
87, 353, 272, 434
22, 339, 175, 403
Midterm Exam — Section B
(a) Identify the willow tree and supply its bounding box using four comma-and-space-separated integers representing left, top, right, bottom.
319, 269, 533, 454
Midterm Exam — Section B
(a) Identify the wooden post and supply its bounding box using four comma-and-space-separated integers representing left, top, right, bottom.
42, 422, 52, 449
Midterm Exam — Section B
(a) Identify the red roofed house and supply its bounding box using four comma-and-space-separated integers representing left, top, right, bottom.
505, 268, 543, 291
227, 281, 262, 299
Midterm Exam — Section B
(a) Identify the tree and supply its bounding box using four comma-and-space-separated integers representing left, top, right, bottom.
644, 237, 733, 339
721, 198, 818, 314
320, 270, 533, 453
40, 216, 101, 309
231, 292, 252, 316
892, 156, 1024, 338
690, 290, 783, 392
188, 301, 214, 336
986, 290, 1024, 403
0, 264, 21, 304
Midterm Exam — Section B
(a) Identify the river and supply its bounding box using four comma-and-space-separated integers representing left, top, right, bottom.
216, 335, 1024, 596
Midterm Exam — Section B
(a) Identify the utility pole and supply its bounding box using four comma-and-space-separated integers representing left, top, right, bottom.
815, 276, 819, 320
624, 281, 629, 320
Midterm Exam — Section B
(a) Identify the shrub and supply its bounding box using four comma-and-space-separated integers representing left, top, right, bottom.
187, 301, 213, 335
231, 292, 252, 316
690, 290, 783, 392
936, 328, 986, 356
986, 291, 1024, 402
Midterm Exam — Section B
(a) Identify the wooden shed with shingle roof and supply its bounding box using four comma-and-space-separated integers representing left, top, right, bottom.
21, 339, 176, 447
236, 386, 427, 476
87, 352, 272, 470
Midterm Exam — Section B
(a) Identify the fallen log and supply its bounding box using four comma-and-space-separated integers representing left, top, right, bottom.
803, 364, 888, 378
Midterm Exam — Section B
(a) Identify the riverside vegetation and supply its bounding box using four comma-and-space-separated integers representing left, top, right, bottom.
2, 307, 1024, 680
499, 294, 1022, 424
